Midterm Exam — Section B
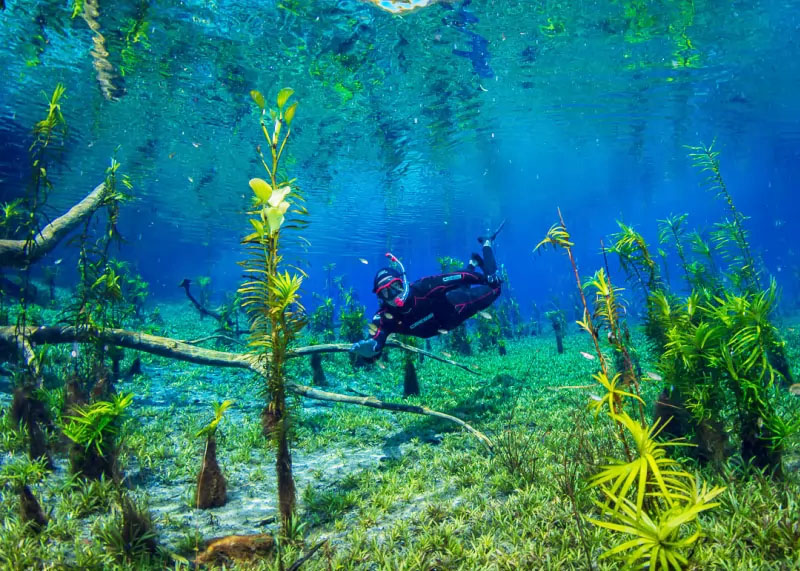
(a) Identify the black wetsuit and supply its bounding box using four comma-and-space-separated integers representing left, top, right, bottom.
369, 245, 501, 352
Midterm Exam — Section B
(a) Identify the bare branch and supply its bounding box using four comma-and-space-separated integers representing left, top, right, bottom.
0, 183, 107, 268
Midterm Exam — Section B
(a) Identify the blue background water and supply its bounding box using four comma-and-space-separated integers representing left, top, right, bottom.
0, 0, 798, 319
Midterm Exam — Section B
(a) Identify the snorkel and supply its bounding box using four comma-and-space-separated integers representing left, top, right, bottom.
384, 252, 409, 307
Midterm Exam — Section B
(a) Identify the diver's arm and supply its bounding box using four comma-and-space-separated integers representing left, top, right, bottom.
351, 311, 391, 358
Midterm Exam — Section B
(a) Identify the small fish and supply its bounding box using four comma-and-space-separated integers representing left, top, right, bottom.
358, 258, 369, 264
645, 371, 663, 381
589, 394, 602, 402
774, 219, 786, 228
788, 383, 800, 396
368, 323, 377, 335
54, 258, 62, 265
478, 311, 492, 320
376, 361, 386, 370
437, 328, 449, 335
384, 312, 394, 320
478, 84, 488, 92
441, 351, 452, 358
192, 142, 201, 148
580, 351, 595, 361
168, 152, 176, 159
188, 177, 194, 183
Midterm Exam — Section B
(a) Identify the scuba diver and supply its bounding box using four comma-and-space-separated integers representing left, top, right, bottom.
351, 221, 505, 359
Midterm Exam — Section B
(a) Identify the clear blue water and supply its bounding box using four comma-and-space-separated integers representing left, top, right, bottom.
1, 0, 799, 314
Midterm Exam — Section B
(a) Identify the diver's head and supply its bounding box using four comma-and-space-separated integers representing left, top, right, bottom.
373, 267, 407, 307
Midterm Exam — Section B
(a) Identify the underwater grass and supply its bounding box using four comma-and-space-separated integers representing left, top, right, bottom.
0, 300, 798, 569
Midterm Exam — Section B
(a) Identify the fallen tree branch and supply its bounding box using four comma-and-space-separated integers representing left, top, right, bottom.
291, 341, 479, 375
287, 383, 493, 451
0, 326, 492, 449
183, 334, 245, 347
0, 183, 107, 268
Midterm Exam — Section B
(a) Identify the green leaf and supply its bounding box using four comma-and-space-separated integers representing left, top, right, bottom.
250, 90, 265, 110
277, 87, 294, 109
284, 101, 297, 125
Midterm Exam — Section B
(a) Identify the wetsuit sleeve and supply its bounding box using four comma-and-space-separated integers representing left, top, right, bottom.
369, 310, 392, 352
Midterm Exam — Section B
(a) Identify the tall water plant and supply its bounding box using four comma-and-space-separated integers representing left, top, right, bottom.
238, 87, 308, 534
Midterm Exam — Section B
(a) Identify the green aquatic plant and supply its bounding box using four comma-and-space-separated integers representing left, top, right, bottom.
62, 392, 132, 456
62, 392, 132, 480
62, 156, 132, 382
95, 493, 159, 564
653, 280, 792, 472
239, 86, 308, 534
687, 141, 760, 293
338, 286, 366, 344
195, 399, 233, 439
590, 479, 724, 570
537, 209, 724, 569
590, 413, 693, 514
0, 198, 24, 239
308, 294, 336, 342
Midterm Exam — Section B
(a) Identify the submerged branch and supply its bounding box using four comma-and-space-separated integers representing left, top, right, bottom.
0, 326, 491, 449
292, 341, 480, 375
0, 183, 107, 268
287, 382, 493, 451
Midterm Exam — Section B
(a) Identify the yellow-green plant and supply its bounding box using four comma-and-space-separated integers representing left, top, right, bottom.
238, 87, 308, 534
62, 392, 133, 457
590, 479, 724, 570
536, 209, 724, 569
195, 400, 233, 439
590, 413, 693, 513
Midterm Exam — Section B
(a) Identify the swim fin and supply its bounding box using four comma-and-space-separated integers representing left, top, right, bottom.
478, 219, 507, 245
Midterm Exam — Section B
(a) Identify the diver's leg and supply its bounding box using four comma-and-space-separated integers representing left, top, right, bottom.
481, 242, 497, 275
444, 283, 501, 325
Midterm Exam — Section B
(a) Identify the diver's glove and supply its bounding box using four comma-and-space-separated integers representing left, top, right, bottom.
351, 339, 380, 359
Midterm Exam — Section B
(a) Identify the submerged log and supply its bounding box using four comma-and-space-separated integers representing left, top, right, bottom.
0, 183, 107, 268
0, 326, 493, 450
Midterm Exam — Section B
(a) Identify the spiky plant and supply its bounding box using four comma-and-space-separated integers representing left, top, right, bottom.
687, 141, 760, 293
590, 479, 724, 570
62, 392, 133, 458
238, 87, 308, 534
537, 209, 724, 569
